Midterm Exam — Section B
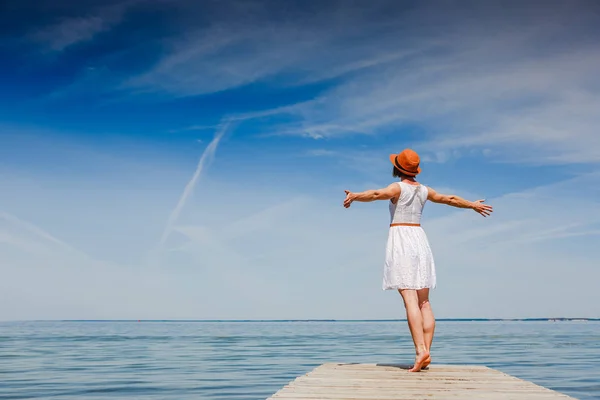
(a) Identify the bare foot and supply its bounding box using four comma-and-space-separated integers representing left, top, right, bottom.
421, 355, 431, 369
409, 351, 430, 372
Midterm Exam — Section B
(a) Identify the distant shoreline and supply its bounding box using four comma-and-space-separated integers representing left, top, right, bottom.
4, 318, 597, 323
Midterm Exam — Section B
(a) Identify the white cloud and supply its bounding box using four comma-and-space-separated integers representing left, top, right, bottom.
30, 1, 139, 51
124, 1, 435, 96
0, 211, 76, 253
32, 16, 107, 51
2, 145, 599, 320
286, 37, 600, 164
4, 1, 600, 320
157, 121, 230, 253
123, 0, 600, 165
305, 149, 337, 157
423, 171, 600, 316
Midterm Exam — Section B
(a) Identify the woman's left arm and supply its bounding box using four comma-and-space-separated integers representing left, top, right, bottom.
343, 183, 400, 208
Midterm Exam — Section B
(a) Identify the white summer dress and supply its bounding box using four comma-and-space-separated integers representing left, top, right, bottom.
383, 181, 437, 290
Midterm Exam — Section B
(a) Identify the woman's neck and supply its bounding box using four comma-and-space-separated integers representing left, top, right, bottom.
401, 177, 419, 185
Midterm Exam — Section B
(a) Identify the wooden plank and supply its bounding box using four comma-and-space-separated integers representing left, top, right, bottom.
269, 363, 574, 399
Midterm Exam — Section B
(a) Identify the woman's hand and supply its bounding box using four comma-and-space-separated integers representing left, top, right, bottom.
343, 190, 356, 208
472, 199, 493, 217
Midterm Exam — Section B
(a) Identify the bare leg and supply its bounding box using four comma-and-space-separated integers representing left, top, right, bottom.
417, 288, 435, 368
398, 289, 429, 372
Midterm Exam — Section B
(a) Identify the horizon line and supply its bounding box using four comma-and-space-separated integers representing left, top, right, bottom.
2, 317, 599, 323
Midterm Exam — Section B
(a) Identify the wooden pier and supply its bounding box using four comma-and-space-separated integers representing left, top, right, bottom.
269, 363, 574, 399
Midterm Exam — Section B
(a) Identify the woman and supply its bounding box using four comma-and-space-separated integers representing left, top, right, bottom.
343, 148, 493, 372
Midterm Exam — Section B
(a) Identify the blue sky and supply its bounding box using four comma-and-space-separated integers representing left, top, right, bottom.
1, 0, 600, 320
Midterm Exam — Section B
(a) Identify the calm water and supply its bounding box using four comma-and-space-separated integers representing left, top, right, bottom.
1, 321, 598, 399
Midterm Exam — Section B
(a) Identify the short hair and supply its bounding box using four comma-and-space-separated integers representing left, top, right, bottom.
392, 166, 409, 179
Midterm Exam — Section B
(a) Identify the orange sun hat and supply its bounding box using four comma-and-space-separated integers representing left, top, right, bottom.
389, 149, 421, 176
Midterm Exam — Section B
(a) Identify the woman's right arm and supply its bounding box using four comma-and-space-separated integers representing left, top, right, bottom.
427, 187, 493, 217
343, 183, 401, 208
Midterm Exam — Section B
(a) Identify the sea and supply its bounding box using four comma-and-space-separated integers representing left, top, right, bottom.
1, 320, 598, 399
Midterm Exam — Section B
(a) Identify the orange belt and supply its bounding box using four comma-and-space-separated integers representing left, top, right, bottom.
390, 223, 421, 227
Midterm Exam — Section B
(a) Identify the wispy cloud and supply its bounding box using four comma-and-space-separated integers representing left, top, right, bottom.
2, 149, 600, 319
30, 1, 139, 51
157, 120, 231, 252
32, 17, 107, 51
24, 1, 599, 165
124, 1, 434, 96
121, 0, 600, 165
3, 0, 600, 320
427, 171, 600, 249
285, 30, 600, 165
305, 149, 337, 157
0, 211, 78, 254
167, 124, 220, 134
0, 211, 112, 269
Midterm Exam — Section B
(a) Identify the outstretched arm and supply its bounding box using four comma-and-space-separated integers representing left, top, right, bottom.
427, 187, 493, 217
344, 183, 400, 208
